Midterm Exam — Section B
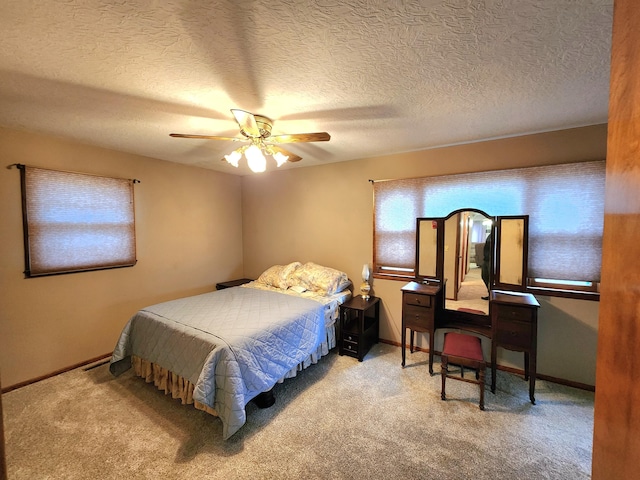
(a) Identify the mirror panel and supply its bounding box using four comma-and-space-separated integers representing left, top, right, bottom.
417, 219, 438, 278
443, 214, 460, 301
494, 215, 529, 291
442, 211, 492, 315
498, 218, 524, 285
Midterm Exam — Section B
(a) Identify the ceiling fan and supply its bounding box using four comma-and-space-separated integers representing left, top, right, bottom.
170, 109, 331, 172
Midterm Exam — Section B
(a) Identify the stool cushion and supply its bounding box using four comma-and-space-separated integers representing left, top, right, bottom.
442, 332, 484, 362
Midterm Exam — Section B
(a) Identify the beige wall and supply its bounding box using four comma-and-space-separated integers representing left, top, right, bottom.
242, 124, 606, 387
0, 124, 606, 389
0, 127, 244, 388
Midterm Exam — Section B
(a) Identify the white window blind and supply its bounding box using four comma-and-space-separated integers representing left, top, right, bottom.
374, 161, 605, 283
20, 166, 137, 277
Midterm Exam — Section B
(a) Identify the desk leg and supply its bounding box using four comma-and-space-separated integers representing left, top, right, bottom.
401, 326, 406, 367
524, 352, 530, 381
529, 352, 536, 405
491, 344, 497, 394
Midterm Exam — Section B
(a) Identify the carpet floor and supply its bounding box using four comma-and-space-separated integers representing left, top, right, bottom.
3, 343, 594, 479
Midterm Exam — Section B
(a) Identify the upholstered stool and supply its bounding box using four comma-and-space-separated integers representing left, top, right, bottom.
441, 332, 486, 410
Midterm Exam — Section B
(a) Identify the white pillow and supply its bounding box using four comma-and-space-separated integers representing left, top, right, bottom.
288, 262, 350, 295
256, 262, 302, 289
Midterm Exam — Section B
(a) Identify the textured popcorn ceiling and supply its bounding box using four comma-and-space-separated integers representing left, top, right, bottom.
0, 1, 613, 175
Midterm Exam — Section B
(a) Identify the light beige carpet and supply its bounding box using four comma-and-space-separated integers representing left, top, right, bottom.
3, 344, 594, 479
445, 267, 490, 314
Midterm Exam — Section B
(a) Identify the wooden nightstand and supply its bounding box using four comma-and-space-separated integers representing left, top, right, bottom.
338, 295, 380, 361
216, 278, 254, 290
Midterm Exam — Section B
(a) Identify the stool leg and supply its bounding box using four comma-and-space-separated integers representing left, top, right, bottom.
441, 357, 448, 401
479, 366, 486, 410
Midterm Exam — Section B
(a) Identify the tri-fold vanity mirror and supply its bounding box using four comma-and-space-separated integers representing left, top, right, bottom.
416, 208, 529, 315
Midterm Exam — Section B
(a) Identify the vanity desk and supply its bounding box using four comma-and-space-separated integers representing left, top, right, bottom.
406, 208, 539, 404
401, 283, 539, 404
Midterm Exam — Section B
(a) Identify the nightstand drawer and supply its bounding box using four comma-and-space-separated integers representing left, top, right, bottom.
404, 293, 432, 308
495, 319, 533, 349
403, 304, 434, 330
343, 332, 359, 344
342, 340, 359, 356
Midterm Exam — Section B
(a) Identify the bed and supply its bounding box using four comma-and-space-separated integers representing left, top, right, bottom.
109, 261, 351, 439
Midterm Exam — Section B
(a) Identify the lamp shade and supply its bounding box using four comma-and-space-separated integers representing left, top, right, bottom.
273, 151, 289, 167
224, 149, 242, 168
245, 145, 266, 173
362, 264, 370, 282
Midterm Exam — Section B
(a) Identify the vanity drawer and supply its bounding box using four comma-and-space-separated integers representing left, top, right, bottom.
402, 304, 434, 330
495, 305, 533, 323
494, 318, 533, 350
403, 293, 432, 308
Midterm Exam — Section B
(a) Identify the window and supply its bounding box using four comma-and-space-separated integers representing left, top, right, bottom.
19, 165, 137, 277
373, 161, 605, 297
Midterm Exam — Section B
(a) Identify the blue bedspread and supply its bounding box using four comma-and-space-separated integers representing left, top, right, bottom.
110, 286, 326, 439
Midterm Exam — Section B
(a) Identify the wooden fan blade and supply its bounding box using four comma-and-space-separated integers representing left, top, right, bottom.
271, 145, 302, 162
231, 109, 261, 137
269, 132, 330, 144
170, 133, 243, 141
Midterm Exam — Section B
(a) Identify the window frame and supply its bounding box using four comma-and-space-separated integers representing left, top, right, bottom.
372, 161, 604, 301
18, 164, 138, 278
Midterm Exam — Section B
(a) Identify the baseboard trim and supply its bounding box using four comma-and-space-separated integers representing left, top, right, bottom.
1, 352, 112, 394
378, 339, 595, 392
3, 341, 596, 395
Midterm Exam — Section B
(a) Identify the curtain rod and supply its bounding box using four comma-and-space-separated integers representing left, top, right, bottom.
8, 163, 141, 183
369, 178, 396, 183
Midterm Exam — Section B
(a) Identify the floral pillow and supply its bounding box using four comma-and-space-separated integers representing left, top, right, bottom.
256, 262, 301, 289
288, 262, 350, 295
281, 261, 302, 281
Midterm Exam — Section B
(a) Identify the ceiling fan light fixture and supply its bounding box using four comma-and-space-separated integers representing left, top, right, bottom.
171, 109, 330, 172
224, 149, 242, 168
245, 144, 267, 173
273, 151, 289, 167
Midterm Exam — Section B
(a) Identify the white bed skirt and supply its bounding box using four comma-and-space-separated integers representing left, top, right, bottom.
132, 323, 336, 417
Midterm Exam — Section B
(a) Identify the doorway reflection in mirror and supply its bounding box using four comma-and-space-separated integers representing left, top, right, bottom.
444, 212, 492, 314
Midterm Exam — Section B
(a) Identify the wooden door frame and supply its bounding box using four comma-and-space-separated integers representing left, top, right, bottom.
0, 374, 7, 480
